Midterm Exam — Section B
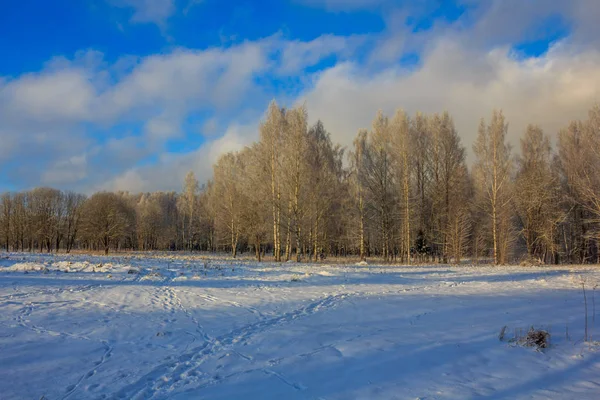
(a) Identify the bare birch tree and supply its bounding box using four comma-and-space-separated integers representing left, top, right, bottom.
212, 152, 245, 258
364, 111, 396, 261
281, 105, 309, 261
80, 192, 131, 254
348, 130, 369, 260
0, 193, 12, 251
390, 109, 412, 263
180, 171, 199, 250
410, 112, 433, 261
473, 110, 514, 265
515, 125, 563, 262
259, 101, 286, 261
307, 120, 344, 261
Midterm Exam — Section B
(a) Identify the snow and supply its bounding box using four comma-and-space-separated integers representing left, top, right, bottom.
1, 253, 600, 399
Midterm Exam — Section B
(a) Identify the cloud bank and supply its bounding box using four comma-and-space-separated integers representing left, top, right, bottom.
1, 0, 599, 193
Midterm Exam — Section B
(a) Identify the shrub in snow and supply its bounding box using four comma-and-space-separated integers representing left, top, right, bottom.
519, 257, 542, 267
502, 326, 550, 350
141, 271, 163, 281
525, 328, 550, 349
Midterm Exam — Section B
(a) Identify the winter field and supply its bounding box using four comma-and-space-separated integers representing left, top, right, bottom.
1, 253, 600, 400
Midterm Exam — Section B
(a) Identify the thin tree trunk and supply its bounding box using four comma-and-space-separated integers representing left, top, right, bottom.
403, 154, 411, 265
231, 216, 236, 258
314, 217, 319, 262
359, 189, 365, 261
296, 224, 301, 262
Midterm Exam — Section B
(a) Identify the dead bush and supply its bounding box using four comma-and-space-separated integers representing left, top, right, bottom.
500, 325, 551, 350
525, 328, 550, 349
519, 257, 543, 267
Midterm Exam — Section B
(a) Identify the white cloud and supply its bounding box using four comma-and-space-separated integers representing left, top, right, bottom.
41, 154, 88, 186
99, 42, 272, 118
0, 130, 17, 162
104, 169, 149, 193
299, 37, 600, 159
0, 41, 274, 191
1, 69, 94, 122
279, 35, 365, 74
110, 0, 176, 26
3, 0, 600, 192
144, 112, 181, 140
200, 118, 219, 136
99, 121, 258, 193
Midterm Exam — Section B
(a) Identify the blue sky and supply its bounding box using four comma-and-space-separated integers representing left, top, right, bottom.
0, 0, 598, 193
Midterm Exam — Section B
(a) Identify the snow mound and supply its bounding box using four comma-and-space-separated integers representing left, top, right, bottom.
51, 261, 97, 273
3, 260, 113, 274
103, 263, 136, 274
141, 272, 163, 281
316, 271, 335, 276
5, 262, 48, 272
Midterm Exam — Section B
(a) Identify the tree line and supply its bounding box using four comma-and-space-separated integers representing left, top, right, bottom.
2, 102, 600, 264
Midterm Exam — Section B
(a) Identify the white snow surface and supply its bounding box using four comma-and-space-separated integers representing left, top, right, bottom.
1, 252, 600, 400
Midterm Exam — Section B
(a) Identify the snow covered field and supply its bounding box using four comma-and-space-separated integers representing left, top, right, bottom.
1, 253, 600, 400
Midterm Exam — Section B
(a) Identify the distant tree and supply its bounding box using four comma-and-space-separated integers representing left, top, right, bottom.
514, 125, 563, 263
180, 171, 199, 250
11, 192, 28, 251
390, 109, 412, 263
348, 130, 369, 261
27, 188, 62, 252
4, 101, 600, 265
364, 111, 396, 261
80, 192, 132, 254
64, 191, 86, 253
259, 101, 286, 261
241, 144, 270, 261
410, 112, 433, 260
136, 193, 162, 251
281, 105, 310, 261
212, 152, 245, 257
473, 110, 514, 265
0, 193, 12, 251
434, 113, 469, 263
558, 105, 600, 263
307, 120, 344, 262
